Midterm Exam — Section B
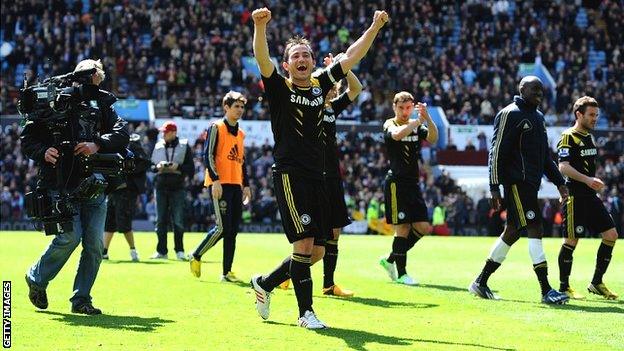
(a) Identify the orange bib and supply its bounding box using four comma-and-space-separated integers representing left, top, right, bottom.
204, 120, 245, 186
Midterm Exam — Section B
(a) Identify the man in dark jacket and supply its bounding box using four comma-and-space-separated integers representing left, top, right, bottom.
469, 76, 570, 305
103, 133, 150, 261
23, 59, 129, 315
150, 121, 194, 260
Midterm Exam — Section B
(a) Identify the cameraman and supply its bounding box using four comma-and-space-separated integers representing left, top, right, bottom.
22, 59, 129, 315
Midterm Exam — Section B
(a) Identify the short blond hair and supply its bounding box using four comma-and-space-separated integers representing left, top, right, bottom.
74, 59, 105, 82
393, 91, 414, 104
222, 91, 247, 108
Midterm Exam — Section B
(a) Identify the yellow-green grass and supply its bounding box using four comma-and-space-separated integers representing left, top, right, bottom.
0, 232, 622, 351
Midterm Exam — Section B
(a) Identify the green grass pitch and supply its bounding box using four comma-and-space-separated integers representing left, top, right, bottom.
0, 231, 622, 351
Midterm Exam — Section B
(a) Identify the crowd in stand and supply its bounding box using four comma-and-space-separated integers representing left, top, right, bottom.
2, 120, 622, 236
1, 1, 622, 127
1, 1, 622, 234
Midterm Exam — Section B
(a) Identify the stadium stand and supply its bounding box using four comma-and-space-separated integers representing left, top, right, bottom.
1, 1, 622, 235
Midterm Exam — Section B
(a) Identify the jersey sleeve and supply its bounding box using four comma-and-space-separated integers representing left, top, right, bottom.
261, 68, 287, 102
383, 119, 395, 142
204, 124, 220, 181
417, 124, 429, 141
557, 133, 573, 162
330, 92, 352, 116
315, 62, 347, 93
488, 109, 518, 186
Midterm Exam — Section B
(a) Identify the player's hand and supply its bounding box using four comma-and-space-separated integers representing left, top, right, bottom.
212, 180, 223, 200
372, 10, 389, 30
169, 162, 179, 171
323, 53, 334, 67
558, 185, 569, 204
44, 147, 60, 165
585, 177, 604, 191
490, 190, 502, 211
242, 186, 252, 205
252, 8, 272, 26
416, 102, 431, 122
408, 118, 422, 129
74, 142, 99, 156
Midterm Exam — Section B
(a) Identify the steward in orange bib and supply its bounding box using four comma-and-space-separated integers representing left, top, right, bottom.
190, 91, 251, 282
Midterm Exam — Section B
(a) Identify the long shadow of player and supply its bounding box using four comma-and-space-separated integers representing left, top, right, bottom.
316, 295, 438, 309
200, 280, 251, 289
581, 298, 624, 305
103, 260, 169, 265
419, 283, 470, 293
265, 321, 516, 351
37, 311, 174, 332
501, 299, 624, 313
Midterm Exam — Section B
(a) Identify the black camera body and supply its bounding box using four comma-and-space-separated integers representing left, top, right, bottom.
24, 157, 131, 236
17, 68, 102, 122
24, 189, 75, 236
19, 69, 132, 235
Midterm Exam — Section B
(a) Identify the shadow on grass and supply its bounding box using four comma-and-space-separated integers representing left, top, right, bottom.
265, 321, 515, 351
501, 299, 624, 314
582, 298, 624, 305
419, 283, 469, 293
104, 259, 219, 265
316, 295, 438, 309
200, 280, 251, 289
540, 303, 624, 314
104, 260, 168, 265
37, 311, 174, 332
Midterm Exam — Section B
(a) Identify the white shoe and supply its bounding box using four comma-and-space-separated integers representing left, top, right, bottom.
379, 256, 398, 281
396, 274, 418, 286
251, 275, 271, 320
297, 310, 328, 329
176, 251, 188, 261
150, 252, 168, 259
130, 249, 139, 262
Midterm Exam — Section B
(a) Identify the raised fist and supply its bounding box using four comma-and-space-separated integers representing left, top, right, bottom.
372, 11, 389, 29
252, 8, 272, 25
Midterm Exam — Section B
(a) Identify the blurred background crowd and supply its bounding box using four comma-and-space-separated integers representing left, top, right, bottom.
1, 1, 622, 235
1, 1, 622, 125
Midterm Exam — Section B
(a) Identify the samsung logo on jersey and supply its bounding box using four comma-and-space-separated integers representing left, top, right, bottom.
580, 148, 597, 157
291, 95, 324, 106
401, 135, 419, 142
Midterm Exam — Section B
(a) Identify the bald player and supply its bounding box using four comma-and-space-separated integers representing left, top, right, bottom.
469, 76, 570, 305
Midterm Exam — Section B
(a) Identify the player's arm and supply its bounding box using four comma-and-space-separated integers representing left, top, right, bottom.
385, 119, 421, 141
488, 109, 516, 192
338, 11, 389, 73
242, 156, 251, 205
559, 161, 603, 190
545, 150, 569, 201
345, 71, 363, 101
252, 8, 275, 78
417, 103, 438, 144
203, 124, 219, 182
557, 136, 604, 191
544, 150, 565, 187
